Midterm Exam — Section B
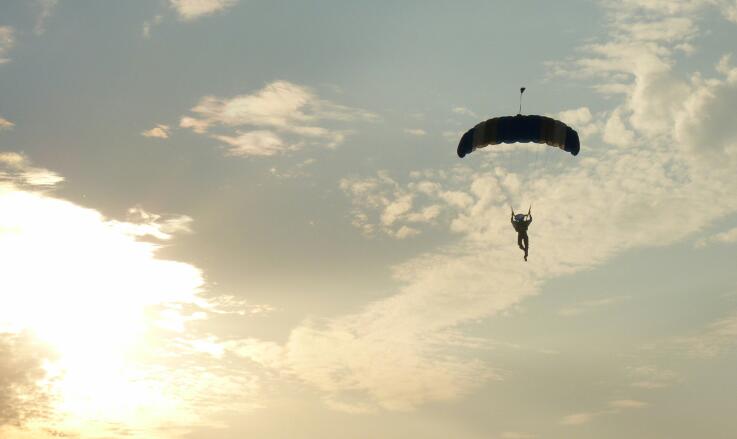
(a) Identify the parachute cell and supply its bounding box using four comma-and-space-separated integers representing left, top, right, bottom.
457, 115, 580, 158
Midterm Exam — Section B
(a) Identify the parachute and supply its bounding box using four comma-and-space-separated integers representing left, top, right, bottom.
457, 114, 580, 158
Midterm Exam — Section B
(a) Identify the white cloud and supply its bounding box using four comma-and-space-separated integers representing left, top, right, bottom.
169, 0, 239, 21
0, 26, 15, 64
0, 332, 54, 427
0, 116, 15, 131
452, 106, 478, 118
213, 130, 287, 156
0, 152, 64, 187
404, 128, 427, 136
0, 157, 271, 436
609, 399, 648, 409
141, 123, 171, 139
181, 81, 375, 156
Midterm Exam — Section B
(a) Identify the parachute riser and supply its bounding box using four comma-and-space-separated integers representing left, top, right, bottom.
518, 87, 526, 115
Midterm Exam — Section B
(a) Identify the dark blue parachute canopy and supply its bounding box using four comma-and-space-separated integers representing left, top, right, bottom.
457, 115, 580, 158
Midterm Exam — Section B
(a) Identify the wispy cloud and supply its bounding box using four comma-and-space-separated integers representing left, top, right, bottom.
169, 0, 239, 21
628, 365, 681, 389
561, 399, 647, 426
560, 411, 600, 426
558, 296, 630, 317
695, 226, 737, 247
141, 123, 171, 139
0, 116, 14, 131
0, 152, 64, 187
0, 26, 15, 64
180, 80, 376, 156
404, 128, 427, 136
142, 14, 163, 39
609, 399, 648, 409
34, 0, 58, 35
674, 312, 737, 358
452, 106, 477, 118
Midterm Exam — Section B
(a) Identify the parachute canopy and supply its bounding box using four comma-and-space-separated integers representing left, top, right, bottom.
457, 114, 580, 158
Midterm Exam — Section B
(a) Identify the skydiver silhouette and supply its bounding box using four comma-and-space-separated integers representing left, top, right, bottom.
511, 206, 532, 261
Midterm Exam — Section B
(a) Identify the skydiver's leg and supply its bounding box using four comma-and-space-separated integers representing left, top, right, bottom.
517, 234, 525, 251
522, 234, 529, 261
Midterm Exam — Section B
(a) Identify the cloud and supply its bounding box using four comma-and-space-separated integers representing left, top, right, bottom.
212, 130, 286, 156
0, 116, 14, 131
180, 80, 375, 156
560, 411, 599, 425
281, 2, 737, 413
695, 225, 737, 247
674, 312, 737, 358
142, 15, 163, 39
628, 365, 681, 389
340, 169, 469, 239
561, 400, 646, 426
34, 0, 58, 35
0, 332, 55, 427
558, 296, 630, 317
404, 128, 427, 136
609, 399, 648, 409
0, 26, 15, 64
0, 153, 64, 187
169, 0, 239, 21
0, 156, 271, 436
141, 124, 170, 139
452, 106, 478, 118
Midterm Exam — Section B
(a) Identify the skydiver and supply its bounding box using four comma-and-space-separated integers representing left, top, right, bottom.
511, 207, 532, 261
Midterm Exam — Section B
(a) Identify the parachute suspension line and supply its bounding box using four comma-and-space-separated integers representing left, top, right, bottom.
518, 87, 526, 115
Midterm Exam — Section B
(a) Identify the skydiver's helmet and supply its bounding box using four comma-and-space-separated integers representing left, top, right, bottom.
514, 214, 526, 222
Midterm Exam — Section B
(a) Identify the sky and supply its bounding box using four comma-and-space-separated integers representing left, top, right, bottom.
1, 0, 737, 438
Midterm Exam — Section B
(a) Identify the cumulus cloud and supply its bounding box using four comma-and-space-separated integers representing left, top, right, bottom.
0, 26, 15, 64
0, 157, 271, 436
169, 0, 239, 21
141, 124, 170, 139
0, 332, 55, 427
340, 169, 469, 239
180, 81, 375, 156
